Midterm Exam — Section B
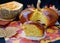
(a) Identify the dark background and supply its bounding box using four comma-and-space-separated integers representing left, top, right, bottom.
0, 0, 60, 43
0, 0, 60, 10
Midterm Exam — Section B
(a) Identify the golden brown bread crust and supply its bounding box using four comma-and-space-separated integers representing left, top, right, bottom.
20, 15, 27, 23
19, 8, 34, 23
42, 7, 58, 26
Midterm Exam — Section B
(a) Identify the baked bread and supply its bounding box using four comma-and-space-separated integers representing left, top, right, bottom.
0, 1, 23, 19
22, 21, 45, 37
19, 7, 58, 26
19, 8, 42, 23
41, 7, 58, 26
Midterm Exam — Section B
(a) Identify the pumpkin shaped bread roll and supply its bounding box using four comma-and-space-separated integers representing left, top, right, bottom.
0, 1, 23, 20
19, 7, 58, 26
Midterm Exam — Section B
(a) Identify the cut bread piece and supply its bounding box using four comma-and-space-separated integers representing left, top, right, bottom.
22, 22, 45, 37
30, 9, 42, 21
30, 9, 48, 24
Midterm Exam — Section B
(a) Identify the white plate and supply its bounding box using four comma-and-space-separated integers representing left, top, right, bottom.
21, 31, 46, 40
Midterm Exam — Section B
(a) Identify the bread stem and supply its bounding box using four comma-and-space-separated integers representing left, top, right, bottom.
37, 0, 41, 10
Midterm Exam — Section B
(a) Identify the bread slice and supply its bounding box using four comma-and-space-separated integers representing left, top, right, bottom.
30, 9, 48, 25
23, 23, 44, 37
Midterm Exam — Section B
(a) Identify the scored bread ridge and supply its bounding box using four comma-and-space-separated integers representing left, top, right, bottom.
0, 1, 23, 10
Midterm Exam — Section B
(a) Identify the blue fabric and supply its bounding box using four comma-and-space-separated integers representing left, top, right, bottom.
0, 38, 60, 43
49, 40, 60, 43
0, 38, 5, 43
